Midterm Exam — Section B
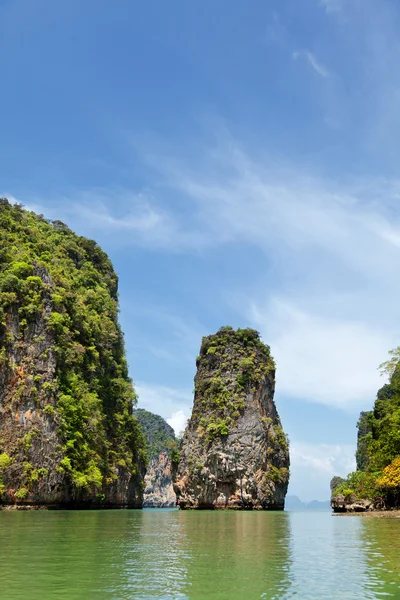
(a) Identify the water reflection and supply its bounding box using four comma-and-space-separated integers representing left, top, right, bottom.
108, 510, 189, 599
177, 511, 291, 599
284, 512, 400, 600
359, 517, 400, 598
0, 509, 399, 599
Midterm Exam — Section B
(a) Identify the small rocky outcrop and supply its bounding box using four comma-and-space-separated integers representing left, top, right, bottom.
135, 409, 177, 507
331, 494, 373, 513
173, 326, 290, 510
0, 200, 146, 508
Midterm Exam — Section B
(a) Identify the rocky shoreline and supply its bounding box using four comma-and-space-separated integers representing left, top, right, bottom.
333, 510, 400, 518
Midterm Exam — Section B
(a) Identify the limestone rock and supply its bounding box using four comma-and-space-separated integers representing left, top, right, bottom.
0, 200, 145, 508
331, 495, 373, 513
135, 409, 177, 508
143, 452, 176, 507
173, 327, 290, 510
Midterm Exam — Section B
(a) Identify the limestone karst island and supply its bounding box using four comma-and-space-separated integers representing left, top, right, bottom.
0, 200, 289, 510
0, 200, 146, 508
330, 355, 400, 513
173, 327, 289, 510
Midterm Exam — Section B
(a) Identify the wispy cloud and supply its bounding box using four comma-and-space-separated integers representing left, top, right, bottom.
320, 0, 343, 13
289, 442, 356, 500
136, 382, 192, 424
127, 136, 400, 409
250, 299, 395, 410
317, 0, 400, 153
263, 11, 287, 47
13, 135, 400, 414
15, 189, 208, 251
293, 50, 330, 78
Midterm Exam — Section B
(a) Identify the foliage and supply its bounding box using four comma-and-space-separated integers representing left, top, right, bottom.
335, 348, 400, 508
332, 471, 380, 501
192, 326, 276, 441
330, 476, 345, 492
269, 466, 289, 485
167, 439, 180, 464
0, 453, 12, 471
377, 458, 400, 489
0, 199, 146, 495
363, 360, 400, 473
379, 347, 400, 378
134, 409, 176, 462
355, 411, 373, 471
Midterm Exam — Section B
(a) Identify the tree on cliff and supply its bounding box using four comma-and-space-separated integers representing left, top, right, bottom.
332, 346, 400, 508
173, 326, 289, 510
0, 199, 146, 506
134, 409, 177, 460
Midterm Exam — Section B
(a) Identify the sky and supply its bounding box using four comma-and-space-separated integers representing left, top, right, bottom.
2, 0, 400, 501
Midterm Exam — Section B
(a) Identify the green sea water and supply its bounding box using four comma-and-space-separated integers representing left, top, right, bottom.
0, 509, 399, 599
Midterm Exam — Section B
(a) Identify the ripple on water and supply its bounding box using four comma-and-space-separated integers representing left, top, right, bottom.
0, 509, 399, 599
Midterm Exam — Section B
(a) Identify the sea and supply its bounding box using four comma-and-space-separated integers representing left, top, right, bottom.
0, 508, 399, 599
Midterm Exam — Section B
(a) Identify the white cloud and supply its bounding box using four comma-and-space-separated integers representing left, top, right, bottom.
136, 382, 192, 424
293, 50, 331, 78
14, 190, 208, 251
305, 51, 330, 78
289, 442, 356, 501
138, 138, 400, 409
291, 442, 355, 475
250, 299, 395, 409
17, 136, 400, 410
167, 410, 189, 437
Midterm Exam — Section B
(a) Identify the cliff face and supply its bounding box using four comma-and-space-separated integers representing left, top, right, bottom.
135, 409, 176, 507
173, 327, 289, 510
0, 200, 146, 507
331, 359, 400, 512
143, 452, 176, 507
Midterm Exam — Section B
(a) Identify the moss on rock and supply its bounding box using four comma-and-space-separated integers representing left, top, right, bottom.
0, 199, 146, 507
173, 326, 290, 510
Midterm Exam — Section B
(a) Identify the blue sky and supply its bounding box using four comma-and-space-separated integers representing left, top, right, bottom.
2, 0, 400, 500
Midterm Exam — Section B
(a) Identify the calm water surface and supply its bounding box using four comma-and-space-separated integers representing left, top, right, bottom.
0, 509, 399, 599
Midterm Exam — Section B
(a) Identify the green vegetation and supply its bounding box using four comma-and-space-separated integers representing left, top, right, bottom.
0, 453, 13, 496
0, 199, 146, 497
192, 326, 276, 442
355, 411, 372, 471
134, 409, 178, 463
333, 349, 400, 508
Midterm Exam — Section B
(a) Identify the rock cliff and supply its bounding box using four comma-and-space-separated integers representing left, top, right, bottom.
135, 409, 177, 507
173, 326, 290, 510
0, 200, 146, 508
331, 354, 400, 512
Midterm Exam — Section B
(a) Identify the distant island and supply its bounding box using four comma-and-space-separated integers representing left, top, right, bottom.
285, 495, 330, 510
